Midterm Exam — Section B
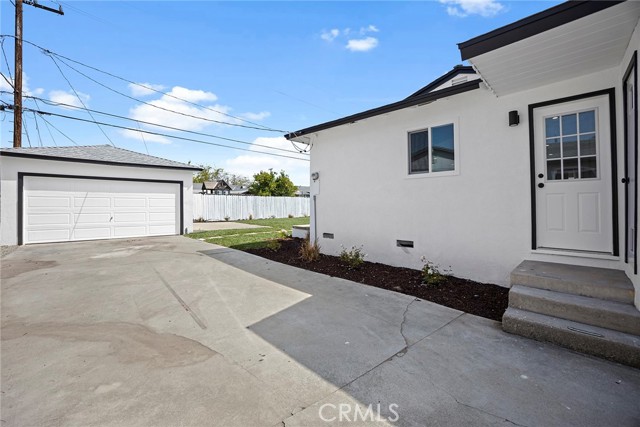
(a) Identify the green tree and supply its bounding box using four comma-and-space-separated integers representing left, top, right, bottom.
193, 166, 250, 186
248, 169, 297, 196
193, 165, 225, 183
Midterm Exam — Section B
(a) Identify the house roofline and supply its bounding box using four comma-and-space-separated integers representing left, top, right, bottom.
458, 1, 624, 61
0, 151, 202, 171
284, 79, 481, 140
405, 65, 475, 99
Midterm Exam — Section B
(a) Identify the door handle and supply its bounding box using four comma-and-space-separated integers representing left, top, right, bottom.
538, 183, 545, 188
538, 173, 544, 178
622, 178, 628, 184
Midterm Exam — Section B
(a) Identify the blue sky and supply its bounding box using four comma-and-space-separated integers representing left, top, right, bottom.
0, 0, 561, 185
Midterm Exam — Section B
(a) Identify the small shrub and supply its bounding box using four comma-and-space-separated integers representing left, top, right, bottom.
339, 245, 366, 269
224, 216, 230, 222
288, 214, 294, 218
278, 229, 291, 239
266, 239, 281, 251
249, 214, 254, 220
420, 256, 450, 286
299, 235, 321, 262
270, 215, 276, 219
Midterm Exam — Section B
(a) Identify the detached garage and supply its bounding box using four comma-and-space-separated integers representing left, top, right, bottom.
0, 145, 200, 245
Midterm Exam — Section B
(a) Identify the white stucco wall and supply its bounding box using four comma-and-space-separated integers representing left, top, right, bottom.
0, 156, 195, 246
308, 66, 629, 289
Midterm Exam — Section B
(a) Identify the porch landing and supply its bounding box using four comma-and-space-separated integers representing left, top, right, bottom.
503, 261, 640, 368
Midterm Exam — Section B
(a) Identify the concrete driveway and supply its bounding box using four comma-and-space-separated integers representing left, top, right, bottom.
1, 236, 639, 427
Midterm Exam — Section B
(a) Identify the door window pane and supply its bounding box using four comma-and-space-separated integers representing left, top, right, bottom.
563, 158, 579, 179
579, 110, 595, 133
562, 114, 577, 135
431, 124, 454, 172
562, 135, 578, 157
547, 160, 562, 180
545, 117, 560, 138
546, 138, 561, 159
545, 109, 598, 181
409, 130, 429, 173
579, 133, 596, 156
580, 157, 597, 179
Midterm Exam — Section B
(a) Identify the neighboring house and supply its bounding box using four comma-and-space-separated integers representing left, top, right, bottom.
201, 180, 232, 195
0, 145, 201, 245
296, 186, 310, 197
231, 184, 250, 195
286, 2, 640, 312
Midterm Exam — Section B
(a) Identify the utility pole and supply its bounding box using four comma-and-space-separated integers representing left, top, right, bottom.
12, 0, 63, 148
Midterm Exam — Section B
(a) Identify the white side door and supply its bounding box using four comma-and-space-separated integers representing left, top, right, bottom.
533, 95, 612, 253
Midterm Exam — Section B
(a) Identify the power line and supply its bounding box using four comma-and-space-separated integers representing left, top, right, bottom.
33, 98, 58, 146
37, 113, 78, 146
32, 111, 44, 146
19, 105, 310, 162
0, 39, 13, 82
48, 54, 116, 147
21, 115, 32, 147
0, 35, 288, 133
14, 93, 307, 155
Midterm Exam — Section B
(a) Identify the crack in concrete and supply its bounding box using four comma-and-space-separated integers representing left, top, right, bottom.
396, 297, 419, 357
152, 266, 207, 330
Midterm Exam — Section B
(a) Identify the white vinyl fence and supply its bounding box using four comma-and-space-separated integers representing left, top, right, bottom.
193, 194, 310, 221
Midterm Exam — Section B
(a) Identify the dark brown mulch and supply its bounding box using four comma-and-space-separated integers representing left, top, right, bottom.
245, 238, 509, 321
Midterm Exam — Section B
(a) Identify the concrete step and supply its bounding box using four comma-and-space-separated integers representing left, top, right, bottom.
511, 261, 634, 303
503, 308, 640, 368
509, 285, 640, 335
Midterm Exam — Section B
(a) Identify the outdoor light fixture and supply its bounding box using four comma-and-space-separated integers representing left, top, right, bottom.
311, 172, 320, 181
509, 110, 520, 127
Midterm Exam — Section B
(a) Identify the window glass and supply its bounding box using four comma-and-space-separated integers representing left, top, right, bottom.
409, 130, 429, 173
431, 124, 455, 172
545, 117, 560, 138
562, 135, 578, 158
547, 160, 562, 180
546, 138, 561, 159
579, 133, 596, 156
563, 158, 579, 179
581, 157, 597, 179
561, 113, 577, 135
579, 110, 595, 133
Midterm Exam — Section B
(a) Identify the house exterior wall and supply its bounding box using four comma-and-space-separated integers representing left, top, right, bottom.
0, 156, 195, 246
308, 66, 630, 294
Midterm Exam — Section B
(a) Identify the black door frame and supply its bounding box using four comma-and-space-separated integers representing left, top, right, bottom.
623, 51, 638, 273
528, 88, 618, 255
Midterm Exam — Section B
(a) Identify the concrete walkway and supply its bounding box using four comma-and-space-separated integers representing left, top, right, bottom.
193, 221, 267, 231
1, 236, 639, 426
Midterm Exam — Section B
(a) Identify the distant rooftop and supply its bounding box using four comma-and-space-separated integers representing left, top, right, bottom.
0, 145, 201, 171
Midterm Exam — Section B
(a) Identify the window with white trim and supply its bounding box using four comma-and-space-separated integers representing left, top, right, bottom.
408, 123, 455, 174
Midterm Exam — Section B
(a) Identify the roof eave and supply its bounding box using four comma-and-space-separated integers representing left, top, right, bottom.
0, 151, 202, 171
285, 80, 481, 140
458, 0, 624, 61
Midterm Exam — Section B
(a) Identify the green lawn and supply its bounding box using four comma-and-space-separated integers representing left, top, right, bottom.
188, 217, 310, 250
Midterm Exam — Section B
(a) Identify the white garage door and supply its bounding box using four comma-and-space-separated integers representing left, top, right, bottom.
23, 176, 180, 244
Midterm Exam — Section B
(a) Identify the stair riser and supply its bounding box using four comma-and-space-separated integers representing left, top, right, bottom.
503, 313, 640, 369
509, 292, 640, 335
511, 273, 634, 304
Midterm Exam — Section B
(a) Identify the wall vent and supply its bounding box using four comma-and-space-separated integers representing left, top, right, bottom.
396, 240, 414, 248
323, 233, 334, 239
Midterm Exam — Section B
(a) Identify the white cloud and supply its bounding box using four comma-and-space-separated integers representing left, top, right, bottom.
321, 28, 340, 42
0, 73, 44, 97
128, 82, 166, 97
440, 0, 504, 17
243, 111, 271, 121
49, 89, 90, 108
225, 136, 310, 185
126, 86, 229, 136
346, 37, 379, 52
360, 24, 379, 34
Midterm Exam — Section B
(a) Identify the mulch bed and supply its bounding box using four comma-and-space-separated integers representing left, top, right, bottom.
245, 238, 509, 321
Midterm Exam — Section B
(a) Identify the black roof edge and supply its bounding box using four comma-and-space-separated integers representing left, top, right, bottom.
458, 1, 624, 61
284, 79, 481, 140
405, 65, 475, 99
0, 151, 203, 171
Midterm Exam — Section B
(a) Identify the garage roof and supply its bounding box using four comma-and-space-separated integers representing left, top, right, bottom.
0, 145, 201, 171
